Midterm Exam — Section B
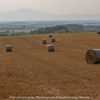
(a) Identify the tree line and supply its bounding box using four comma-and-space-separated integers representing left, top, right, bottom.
1, 24, 97, 36
29, 25, 69, 34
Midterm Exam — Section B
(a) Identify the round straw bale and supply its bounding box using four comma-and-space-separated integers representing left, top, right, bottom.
6, 45, 12, 52
51, 37, 55, 42
49, 34, 52, 38
86, 49, 100, 64
97, 31, 100, 34
42, 39, 46, 44
47, 44, 54, 52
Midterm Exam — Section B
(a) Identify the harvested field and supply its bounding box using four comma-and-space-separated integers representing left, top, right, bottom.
0, 32, 100, 100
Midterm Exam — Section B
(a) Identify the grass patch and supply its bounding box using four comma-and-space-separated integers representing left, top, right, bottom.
0, 31, 96, 38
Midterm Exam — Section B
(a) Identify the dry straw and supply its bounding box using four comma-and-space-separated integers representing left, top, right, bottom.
51, 37, 55, 42
47, 44, 54, 52
86, 49, 100, 64
42, 39, 46, 44
6, 45, 12, 52
49, 34, 52, 38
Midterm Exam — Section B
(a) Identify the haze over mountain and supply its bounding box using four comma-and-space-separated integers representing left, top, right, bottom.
0, 8, 100, 21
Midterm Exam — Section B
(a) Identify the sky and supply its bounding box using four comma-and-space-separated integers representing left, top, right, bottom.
0, 0, 100, 15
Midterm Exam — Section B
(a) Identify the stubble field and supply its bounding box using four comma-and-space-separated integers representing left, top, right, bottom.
0, 32, 100, 100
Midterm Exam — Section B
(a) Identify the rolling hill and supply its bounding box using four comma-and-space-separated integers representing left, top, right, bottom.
0, 8, 100, 21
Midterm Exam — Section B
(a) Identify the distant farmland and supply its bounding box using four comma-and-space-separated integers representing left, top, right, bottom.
0, 32, 100, 100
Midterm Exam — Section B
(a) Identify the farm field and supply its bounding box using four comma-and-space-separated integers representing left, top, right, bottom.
0, 32, 100, 100
0, 30, 31, 32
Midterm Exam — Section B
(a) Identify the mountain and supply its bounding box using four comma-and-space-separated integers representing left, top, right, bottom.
0, 8, 100, 21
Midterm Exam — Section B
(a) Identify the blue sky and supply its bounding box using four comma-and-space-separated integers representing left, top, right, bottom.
0, 0, 100, 14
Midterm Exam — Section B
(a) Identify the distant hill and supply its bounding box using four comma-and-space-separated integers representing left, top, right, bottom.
0, 8, 100, 21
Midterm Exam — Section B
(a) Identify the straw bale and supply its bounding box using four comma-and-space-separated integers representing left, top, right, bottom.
6, 45, 12, 52
47, 44, 54, 52
51, 37, 55, 42
42, 39, 46, 44
49, 34, 52, 38
97, 31, 100, 34
86, 49, 100, 64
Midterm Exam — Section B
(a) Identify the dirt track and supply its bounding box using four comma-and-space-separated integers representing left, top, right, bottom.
0, 33, 100, 100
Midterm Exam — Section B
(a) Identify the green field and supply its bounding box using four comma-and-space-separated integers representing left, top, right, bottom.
0, 29, 31, 33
